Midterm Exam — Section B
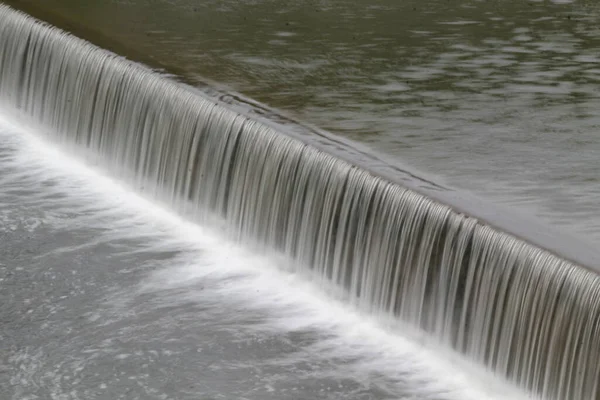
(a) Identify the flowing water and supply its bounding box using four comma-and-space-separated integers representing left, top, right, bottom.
3, 0, 600, 242
0, 115, 522, 400
2, 4, 600, 400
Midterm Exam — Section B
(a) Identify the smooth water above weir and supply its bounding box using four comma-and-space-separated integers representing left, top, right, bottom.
4, 0, 600, 243
2, 4, 600, 400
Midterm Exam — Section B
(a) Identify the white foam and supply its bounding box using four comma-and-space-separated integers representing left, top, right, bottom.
0, 111, 534, 400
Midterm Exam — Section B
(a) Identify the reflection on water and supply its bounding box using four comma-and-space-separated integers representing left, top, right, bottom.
6, 0, 600, 241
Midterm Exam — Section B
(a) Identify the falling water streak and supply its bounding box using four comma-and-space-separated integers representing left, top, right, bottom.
1, 4, 599, 399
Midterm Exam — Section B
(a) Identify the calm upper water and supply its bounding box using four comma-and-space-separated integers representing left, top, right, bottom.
6, 0, 600, 243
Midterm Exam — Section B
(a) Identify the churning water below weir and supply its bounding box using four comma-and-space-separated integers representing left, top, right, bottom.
0, 117, 523, 400
2, 4, 600, 400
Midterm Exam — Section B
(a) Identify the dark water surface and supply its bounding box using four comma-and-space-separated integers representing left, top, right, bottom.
5, 0, 600, 242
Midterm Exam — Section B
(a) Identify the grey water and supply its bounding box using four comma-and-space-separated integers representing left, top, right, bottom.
3, 4, 600, 400
4, 0, 600, 243
0, 117, 515, 400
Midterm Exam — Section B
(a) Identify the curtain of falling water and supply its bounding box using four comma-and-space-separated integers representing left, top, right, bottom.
1, 5, 600, 399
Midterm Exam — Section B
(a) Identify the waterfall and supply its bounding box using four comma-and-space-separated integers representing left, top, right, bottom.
1, 4, 600, 399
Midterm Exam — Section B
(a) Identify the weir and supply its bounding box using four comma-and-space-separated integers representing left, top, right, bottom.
1, 4, 600, 399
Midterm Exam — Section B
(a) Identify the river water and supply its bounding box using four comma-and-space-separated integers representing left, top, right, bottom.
0, 116, 526, 400
2, 1, 599, 398
5, 0, 600, 243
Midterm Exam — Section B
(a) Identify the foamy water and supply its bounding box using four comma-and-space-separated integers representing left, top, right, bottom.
0, 114, 533, 399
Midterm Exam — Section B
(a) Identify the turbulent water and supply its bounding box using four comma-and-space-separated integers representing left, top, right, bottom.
0, 115, 521, 400
1, 4, 600, 400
